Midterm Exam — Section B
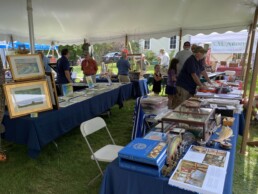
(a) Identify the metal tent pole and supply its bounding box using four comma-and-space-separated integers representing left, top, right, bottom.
125, 34, 128, 48
240, 41, 258, 154
27, 0, 35, 54
243, 8, 258, 97
179, 28, 182, 51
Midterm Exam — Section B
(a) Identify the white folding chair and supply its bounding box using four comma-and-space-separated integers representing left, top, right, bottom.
80, 117, 124, 177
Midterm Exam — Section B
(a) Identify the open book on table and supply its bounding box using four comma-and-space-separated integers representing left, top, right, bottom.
168, 145, 230, 194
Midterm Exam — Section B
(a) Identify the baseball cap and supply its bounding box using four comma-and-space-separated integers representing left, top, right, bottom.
183, 41, 191, 47
193, 46, 207, 54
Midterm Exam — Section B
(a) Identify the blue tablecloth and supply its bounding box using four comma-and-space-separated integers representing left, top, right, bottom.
2, 83, 133, 158
100, 114, 240, 194
96, 78, 148, 98
132, 79, 149, 98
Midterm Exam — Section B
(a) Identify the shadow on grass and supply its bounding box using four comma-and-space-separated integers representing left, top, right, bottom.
234, 124, 258, 194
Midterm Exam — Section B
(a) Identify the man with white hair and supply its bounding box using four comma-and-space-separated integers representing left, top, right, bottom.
159, 49, 170, 75
175, 41, 193, 74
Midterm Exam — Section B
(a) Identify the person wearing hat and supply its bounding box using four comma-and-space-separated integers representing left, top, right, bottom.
175, 41, 192, 74
172, 46, 212, 108
117, 52, 131, 82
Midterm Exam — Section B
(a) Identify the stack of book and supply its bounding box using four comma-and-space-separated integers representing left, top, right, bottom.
168, 145, 230, 194
118, 138, 167, 176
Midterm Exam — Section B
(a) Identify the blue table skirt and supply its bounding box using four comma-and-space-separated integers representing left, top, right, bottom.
132, 79, 149, 98
96, 79, 148, 98
100, 114, 240, 194
2, 83, 132, 158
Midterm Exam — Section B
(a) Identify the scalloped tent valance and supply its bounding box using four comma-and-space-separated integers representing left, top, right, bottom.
0, 0, 257, 45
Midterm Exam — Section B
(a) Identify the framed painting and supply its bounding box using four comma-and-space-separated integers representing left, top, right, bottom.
3, 80, 53, 118
86, 76, 94, 88
45, 72, 59, 109
61, 83, 73, 97
7, 54, 45, 81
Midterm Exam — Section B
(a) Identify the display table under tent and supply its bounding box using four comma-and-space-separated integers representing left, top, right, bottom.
2, 83, 133, 158
100, 113, 240, 194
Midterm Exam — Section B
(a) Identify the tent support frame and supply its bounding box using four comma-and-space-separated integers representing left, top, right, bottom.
240, 41, 258, 154
241, 24, 253, 81
179, 28, 182, 51
240, 7, 258, 154
27, 0, 35, 54
243, 8, 258, 97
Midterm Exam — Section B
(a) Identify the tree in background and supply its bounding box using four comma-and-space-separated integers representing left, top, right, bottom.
59, 41, 140, 65
58, 45, 83, 65
169, 50, 176, 59
144, 50, 158, 65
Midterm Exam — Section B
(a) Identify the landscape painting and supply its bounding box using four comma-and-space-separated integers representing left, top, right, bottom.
3, 80, 52, 118
7, 54, 45, 81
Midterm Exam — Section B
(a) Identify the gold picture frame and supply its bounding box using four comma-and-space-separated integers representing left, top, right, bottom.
7, 54, 45, 81
3, 80, 53, 119
45, 72, 59, 109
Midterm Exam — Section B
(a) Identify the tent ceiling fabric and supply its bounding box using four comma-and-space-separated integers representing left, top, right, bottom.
0, 0, 257, 45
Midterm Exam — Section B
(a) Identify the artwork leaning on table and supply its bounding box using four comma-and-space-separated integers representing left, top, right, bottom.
3, 80, 53, 118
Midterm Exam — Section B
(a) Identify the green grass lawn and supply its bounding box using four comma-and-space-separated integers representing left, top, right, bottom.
0, 99, 258, 194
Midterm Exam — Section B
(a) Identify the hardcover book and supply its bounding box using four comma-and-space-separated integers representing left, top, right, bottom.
168, 146, 230, 194
144, 131, 167, 141
119, 154, 166, 177
118, 138, 167, 166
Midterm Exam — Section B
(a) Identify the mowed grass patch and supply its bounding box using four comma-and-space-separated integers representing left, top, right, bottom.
0, 99, 258, 194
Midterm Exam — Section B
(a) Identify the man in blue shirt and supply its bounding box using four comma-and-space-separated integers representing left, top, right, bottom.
117, 52, 131, 82
173, 46, 212, 108
57, 48, 73, 84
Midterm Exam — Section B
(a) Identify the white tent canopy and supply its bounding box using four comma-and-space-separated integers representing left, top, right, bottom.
191, 30, 258, 53
0, 0, 257, 45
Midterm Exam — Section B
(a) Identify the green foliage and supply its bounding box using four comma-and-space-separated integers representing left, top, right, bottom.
169, 50, 176, 59
58, 45, 83, 65
144, 50, 158, 65
0, 99, 257, 194
129, 41, 140, 53
58, 41, 140, 66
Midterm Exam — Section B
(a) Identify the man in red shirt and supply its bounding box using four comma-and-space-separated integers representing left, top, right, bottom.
81, 52, 98, 83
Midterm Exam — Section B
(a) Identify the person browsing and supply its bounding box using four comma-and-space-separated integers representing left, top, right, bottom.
38, 51, 51, 73
173, 46, 212, 108
152, 65, 162, 95
117, 52, 131, 83
56, 48, 73, 84
159, 49, 170, 75
81, 52, 98, 83
175, 41, 192, 74
166, 58, 179, 109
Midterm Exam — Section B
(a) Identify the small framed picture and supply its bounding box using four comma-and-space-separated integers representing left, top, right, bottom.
86, 76, 94, 88
3, 80, 53, 118
45, 72, 59, 109
61, 83, 73, 97
7, 54, 45, 81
